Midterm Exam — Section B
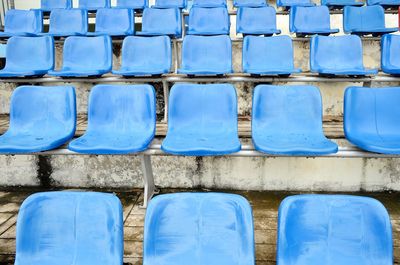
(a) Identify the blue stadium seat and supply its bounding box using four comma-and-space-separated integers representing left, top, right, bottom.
113, 36, 172, 76
278, 195, 393, 264
344, 86, 400, 154
321, 0, 363, 9
40, 0, 73, 11
178, 35, 232, 75
48, 36, 112, 77
116, 0, 148, 9
276, 0, 315, 9
344, 6, 397, 36
382, 34, 400, 75
87, 8, 134, 36
237, 7, 281, 36
79, 0, 111, 11
233, 0, 266, 7
15, 192, 123, 265
136, 8, 182, 38
252, 85, 338, 155
188, 7, 230, 35
243, 36, 301, 76
0, 10, 43, 38
310, 35, 378, 76
144, 193, 254, 265
0, 86, 76, 154
162, 84, 240, 155
46, 9, 87, 37
155, 0, 187, 8
69, 85, 156, 154
290, 6, 339, 36
367, 0, 400, 8
192, 0, 227, 7
0, 36, 54, 77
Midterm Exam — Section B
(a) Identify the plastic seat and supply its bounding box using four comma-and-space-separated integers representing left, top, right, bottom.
162, 84, 240, 156
237, 7, 281, 36
113, 36, 172, 76
278, 194, 393, 265
233, 0, 266, 7
310, 35, 378, 76
15, 191, 123, 265
276, 0, 315, 9
144, 193, 254, 265
188, 7, 230, 35
116, 0, 148, 9
69, 85, 156, 154
155, 0, 187, 8
321, 0, 363, 9
367, 0, 400, 7
178, 35, 232, 75
192, 0, 227, 7
87, 8, 134, 36
344, 86, 400, 154
79, 0, 110, 11
290, 6, 339, 36
0, 86, 76, 154
243, 36, 301, 76
136, 8, 182, 38
40, 0, 73, 11
0, 10, 43, 38
48, 36, 112, 77
46, 9, 87, 37
381, 34, 400, 75
0, 36, 54, 78
252, 85, 338, 155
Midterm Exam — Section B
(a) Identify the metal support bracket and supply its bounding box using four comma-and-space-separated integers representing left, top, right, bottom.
140, 154, 159, 208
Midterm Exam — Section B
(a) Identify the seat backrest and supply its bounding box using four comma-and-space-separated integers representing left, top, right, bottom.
181, 35, 232, 73
233, 0, 266, 7
188, 7, 229, 34
121, 36, 172, 72
310, 35, 364, 72
144, 193, 255, 265
381, 34, 400, 70
117, 0, 148, 8
252, 85, 324, 136
290, 6, 332, 32
5, 36, 54, 72
277, 0, 313, 7
167, 84, 238, 134
41, 0, 73, 10
237, 7, 277, 32
79, 0, 110, 10
62, 36, 112, 71
4, 10, 43, 34
94, 8, 134, 35
344, 5, 386, 33
277, 195, 393, 265
155, 0, 187, 8
192, 0, 227, 7
141, 7, 182, 36
15, 192, 123, 265
49, 9, 88, 35
8, 86, 76, 136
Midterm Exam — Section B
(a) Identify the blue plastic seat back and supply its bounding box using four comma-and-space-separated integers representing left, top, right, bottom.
41, 0, 73, 10
277, 195, 393, 265
79, 0, 110, 10
3, 10, 43, 35
48, 9, 88, 36
277, 0, 315, 7
290, 6, 333, 33
367, 0, 400, 5
144, 193, 255, 265
155, 0, 187, 8
344, 6, 387, 33
381, 34, 400, 73
4, 36, 54, 73
237, 7, 278, 34
117, 0, 148, 8
119, 36, 172, 74
61, 36, 112, 72
233, 0, 266, 7
94, 8, 134, 35
180, 35, 232, 74
188, 7, 230, 35
15, 192, 123, 265
192, 0, 227, 7
140, 7, 182, 37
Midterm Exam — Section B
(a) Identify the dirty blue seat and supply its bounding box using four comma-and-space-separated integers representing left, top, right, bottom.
237, 7, 281, 35
344, 6, 397, 36
162, 84, 240, 156
116, 0, 148, 9
367, 0, 400, 7
233, 0, 266, 7
155, 0, 187, 8
69, 85, 156, 154
188, 7, 230, 35
0, 86, 76, 154
136, 7, 182, 38
178, 35, 232, 75
40, 0, 73, 11
321, 0, 363, 9
48, 36, 112, 77
15, 191, 123, 265
192, 0, 227, 7
381, 34, 400, 75
0, 10, 43, 38
0, 36, 54, 77
46, 9, 87, 37
243, 36, 301, 76
87, 8, 134, 36
252, 85, 337, 155
113, 36, 171, 76
79, 0, 110, 11
310, 35, 378, 76
290, 6, 339, 36
144, 193, 254, 265
344, 86, 400, 154
277, 0, 315, 9
278, 194, 393, 265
